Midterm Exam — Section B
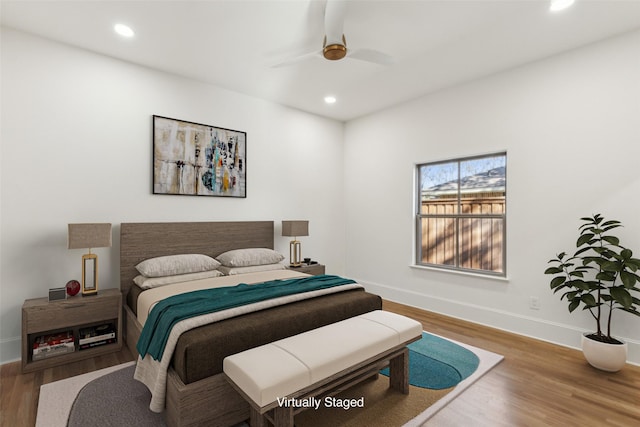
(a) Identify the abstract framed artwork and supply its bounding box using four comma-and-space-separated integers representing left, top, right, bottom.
152, 115, 246, 197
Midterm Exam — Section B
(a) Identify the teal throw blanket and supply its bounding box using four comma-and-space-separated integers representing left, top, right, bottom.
137, 274, 356, 360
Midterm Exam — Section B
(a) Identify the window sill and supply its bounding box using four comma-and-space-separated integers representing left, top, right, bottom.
409, 264, 510, 282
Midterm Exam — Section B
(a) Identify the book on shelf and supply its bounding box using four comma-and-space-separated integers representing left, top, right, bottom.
32, 330, 75, 360
79, 337, 116, 350
78, 323, 116, 346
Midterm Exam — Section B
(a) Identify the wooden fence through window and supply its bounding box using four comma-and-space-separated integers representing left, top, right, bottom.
419, 195, 505, 272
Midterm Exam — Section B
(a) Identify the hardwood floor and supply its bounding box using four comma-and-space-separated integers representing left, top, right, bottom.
1, 300, 638, 427
383, 300, 640, 427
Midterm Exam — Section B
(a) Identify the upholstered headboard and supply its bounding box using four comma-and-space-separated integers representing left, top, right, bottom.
119, 221, 274, 298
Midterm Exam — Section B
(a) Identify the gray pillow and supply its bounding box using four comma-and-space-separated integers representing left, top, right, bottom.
216, 248, 285, 267
135, 254, 221, 277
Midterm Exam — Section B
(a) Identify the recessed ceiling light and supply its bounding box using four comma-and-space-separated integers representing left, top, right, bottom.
550, 0, 575, 12
324, 96, 337, 104
114, 23, 135, 38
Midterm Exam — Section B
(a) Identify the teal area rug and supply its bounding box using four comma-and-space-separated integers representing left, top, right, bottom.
380, 332, 480, 389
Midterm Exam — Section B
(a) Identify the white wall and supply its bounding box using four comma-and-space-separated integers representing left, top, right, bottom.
0, 28, 345, 363
2, 27, 639, 367
344, 30, 640, 364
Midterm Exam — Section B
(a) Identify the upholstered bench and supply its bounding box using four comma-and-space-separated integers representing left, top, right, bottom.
223, 310, 422, 427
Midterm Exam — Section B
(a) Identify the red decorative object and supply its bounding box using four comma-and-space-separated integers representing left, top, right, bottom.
66, 280, 80, 296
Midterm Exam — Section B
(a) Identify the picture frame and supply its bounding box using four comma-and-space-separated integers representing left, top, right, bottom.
152, 115, 247, 197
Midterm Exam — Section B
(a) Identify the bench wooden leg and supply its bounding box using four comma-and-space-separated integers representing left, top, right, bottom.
249, 406, 267, 427
389, 347, 409, 394
272, 406, 294, 427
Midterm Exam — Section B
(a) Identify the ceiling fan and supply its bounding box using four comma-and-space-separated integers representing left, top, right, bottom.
272, 0, 394, 67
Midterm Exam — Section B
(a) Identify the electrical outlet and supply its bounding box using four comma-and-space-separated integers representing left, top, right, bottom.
529, 296, 541, 310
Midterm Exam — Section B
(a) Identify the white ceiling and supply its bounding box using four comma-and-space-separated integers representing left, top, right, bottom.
2, 0, 640, 122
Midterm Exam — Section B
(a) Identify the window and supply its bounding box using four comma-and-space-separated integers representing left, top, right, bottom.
416, 153, 506, 276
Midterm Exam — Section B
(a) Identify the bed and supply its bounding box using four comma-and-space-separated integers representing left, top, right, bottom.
120, 221, 382, 427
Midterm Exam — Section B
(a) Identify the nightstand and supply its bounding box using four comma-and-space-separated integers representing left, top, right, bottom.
21, 287, 122, 373
288, 263, 325, 276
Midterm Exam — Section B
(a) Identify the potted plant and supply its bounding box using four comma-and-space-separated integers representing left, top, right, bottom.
545, 214, 640, 372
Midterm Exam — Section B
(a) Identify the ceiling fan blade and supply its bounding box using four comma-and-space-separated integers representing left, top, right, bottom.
348, 48, 395, 66
270, 50, 323, 68
324, 0, 347, 45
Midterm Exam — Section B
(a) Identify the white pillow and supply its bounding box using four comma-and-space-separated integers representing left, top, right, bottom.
217, 264, 286, 276
135, 254, 221, 277
133, 270, 224, 289
216, 248, 284, 267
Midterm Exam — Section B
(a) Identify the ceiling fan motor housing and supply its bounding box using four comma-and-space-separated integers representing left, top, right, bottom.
323, 44, 347, 60
323, 34, 347, 61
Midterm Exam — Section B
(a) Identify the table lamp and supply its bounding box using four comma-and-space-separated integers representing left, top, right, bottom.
282, 220, 309, 267
68, 223, 112, 296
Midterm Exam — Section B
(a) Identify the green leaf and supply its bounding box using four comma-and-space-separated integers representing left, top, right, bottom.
592, 247, 609, 255
550, 276, 566, 288
568, 299, 580, 313
544, 267, 564, 275
577, 233, 595, 247
610, 287, 633, 308
582, 256, 608, 265
601, 261, 620, 273
581, 294, 597, 307
609, 252, 623, 262
602, 236, 620, 246
565, 291, 579, 300
620, 271, 637, 288
602, 220, 621, 227
621, 248, 632, 260
574, 246, 594, 257
625, 258, 640, 270
596, 271, 616, 282
571, 280, 591, 291
579, 222, 594, 230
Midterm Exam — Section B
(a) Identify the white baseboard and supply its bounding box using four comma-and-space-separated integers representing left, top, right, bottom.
359, 278, 640, 366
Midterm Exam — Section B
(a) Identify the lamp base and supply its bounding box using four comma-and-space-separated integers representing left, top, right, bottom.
289, 240, 302, 267
81, 253, 99, 296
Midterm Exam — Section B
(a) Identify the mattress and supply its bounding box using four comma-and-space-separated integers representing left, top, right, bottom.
129, 271, 382, 385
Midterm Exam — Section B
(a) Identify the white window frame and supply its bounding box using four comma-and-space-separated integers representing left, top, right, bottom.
415, 152, 507, 277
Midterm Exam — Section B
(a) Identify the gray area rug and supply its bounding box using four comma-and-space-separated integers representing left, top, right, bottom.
68, 365, 166, 427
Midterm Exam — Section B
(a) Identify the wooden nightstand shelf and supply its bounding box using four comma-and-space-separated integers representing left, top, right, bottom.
288, 263, 325, 276
21, 288, 122, 373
